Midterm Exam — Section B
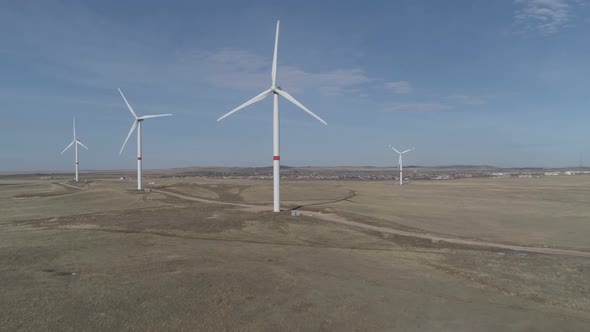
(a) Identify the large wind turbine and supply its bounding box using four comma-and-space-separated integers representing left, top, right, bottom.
389, 146, 414, 185
118, 88, 172, 190
61, 118, 88, 182
217, 20, 327, 212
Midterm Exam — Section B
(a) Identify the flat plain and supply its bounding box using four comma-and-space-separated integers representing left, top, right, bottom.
1, 174, 589, 331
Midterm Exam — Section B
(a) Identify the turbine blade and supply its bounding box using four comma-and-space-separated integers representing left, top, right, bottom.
389, 146, 401, 154
73, 118, 76, 139
272, 20, 280, 86
217, 89, 272, 122
61, 141, 75, 154
120, 121, 138, 155
118, 88, 138, 119
138, 114, 173, 120
77, 140, 89, 150
401, 148, 414, 154
276, 89, 327, 125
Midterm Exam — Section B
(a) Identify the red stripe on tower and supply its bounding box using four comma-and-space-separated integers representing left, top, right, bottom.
273, 156, 280, 161
137, 157, 142, 160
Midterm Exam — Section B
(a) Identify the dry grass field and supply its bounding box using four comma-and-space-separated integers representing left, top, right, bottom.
1, 175, 589, 331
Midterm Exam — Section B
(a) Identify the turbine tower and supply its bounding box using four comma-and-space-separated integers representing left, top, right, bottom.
217, 20, 328, 212
389, 146, 414, 185
61, 118, 88, 182
118, 88, 172, 190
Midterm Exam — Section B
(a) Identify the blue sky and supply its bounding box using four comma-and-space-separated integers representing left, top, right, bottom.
1, 0, 589, 171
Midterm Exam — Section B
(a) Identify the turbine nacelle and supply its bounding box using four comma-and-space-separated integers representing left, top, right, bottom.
218, 85, 327, 125
61, 118, 88, 154
117, 88, 172, 155
389, 145, 415, 155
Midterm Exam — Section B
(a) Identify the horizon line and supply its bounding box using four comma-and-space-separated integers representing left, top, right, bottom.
2, 165, 590, 175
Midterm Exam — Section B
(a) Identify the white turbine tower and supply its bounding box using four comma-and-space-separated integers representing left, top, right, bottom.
389, 146, 414, 185
118, 88, 172, 190
217, 20, 328, 212
61, 118, 88, 182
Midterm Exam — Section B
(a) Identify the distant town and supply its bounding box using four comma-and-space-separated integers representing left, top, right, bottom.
161, 166, 590, 181
5, 166, 590, 182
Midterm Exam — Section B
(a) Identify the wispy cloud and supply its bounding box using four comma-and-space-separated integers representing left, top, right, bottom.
384, 81, 412, 94
202, 49, 371, 96
384, 103, 452, 112
514, 0, 575, 35
447, 94, 486, 105
382, 93, 488, 112
205, 49, 268, 70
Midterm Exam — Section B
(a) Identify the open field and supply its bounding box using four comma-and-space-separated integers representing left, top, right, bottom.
1, 174, 589, 330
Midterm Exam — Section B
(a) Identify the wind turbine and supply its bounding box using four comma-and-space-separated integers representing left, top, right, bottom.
61, 118, 88, 182
217, 20, 328, 212
389, 146, 414, 185
118, 88, 172, 190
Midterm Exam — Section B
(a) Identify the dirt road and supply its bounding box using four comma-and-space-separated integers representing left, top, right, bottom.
154, 188, 590, 258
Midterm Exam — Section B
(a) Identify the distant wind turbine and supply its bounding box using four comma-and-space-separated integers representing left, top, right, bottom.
118, 88, 172, 190
389, 146, 414, 185
217, 20, 328, 212
61, 118, 88, 182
